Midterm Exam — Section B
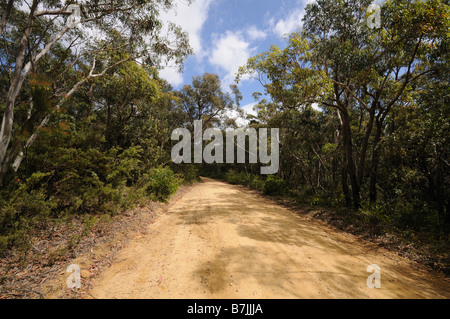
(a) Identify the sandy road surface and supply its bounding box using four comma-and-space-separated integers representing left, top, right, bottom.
89, 177, 449, 299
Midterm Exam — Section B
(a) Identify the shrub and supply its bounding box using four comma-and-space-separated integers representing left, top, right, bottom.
0, 172, 57, 253
249, 175, 265, 191
263, 175, 288, 196
225, 170, 241, 185
173, 164, 200, 184
145, 167, 180, 202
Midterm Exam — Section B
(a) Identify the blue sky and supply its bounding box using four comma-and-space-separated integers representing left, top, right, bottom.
159, 0, 314, 116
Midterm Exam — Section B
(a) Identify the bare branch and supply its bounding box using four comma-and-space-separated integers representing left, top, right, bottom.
330, 79, 370, 112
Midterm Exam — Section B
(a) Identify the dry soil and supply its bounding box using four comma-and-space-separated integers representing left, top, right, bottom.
88, 177, 449, 299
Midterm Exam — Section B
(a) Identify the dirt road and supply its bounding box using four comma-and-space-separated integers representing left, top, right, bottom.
88, 177, 449, 299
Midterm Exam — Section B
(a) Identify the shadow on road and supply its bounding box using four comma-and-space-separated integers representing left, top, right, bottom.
168, 178, 450, 299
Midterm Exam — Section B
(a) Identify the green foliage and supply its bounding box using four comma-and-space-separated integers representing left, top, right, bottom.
174, 73, 242, 129
225, 170, 288, 195
224, 170, 265, 191
0, 172, 56, 252
263, 175, 288, 196
0, 1, 198, 256
225, 170, 242, 185
249, 175, 265, 192
236, 0, 449, 239
145, 167, 181, 202
172, 164, 200, 185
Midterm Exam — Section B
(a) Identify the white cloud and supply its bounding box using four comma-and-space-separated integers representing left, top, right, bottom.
246, 25, 267, 41
271, 8, 304, 37
271, 0, 316, 38
160, 0, 212, 56
158, 67, 184, 87
241, 102, 258, 117
158, 0, 212, 86
224, 109, 249, 128
209, 31, 255, 88
209, 31, 251, 74
222, 103, 258, 129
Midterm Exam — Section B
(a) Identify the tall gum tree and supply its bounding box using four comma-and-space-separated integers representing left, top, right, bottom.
0, 0, 193, 185
237, 0, 449, 208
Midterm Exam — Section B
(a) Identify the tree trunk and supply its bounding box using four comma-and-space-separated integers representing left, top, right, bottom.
0, 0, 38, 171
341, 163, 351, 208
357, 107, 375, 186
445, 201, 450, 231
340, 108, 360, 209
0, 139, 20, 185
369, 120, 383, 204
0, 0, 15, 35
7, 57, 131, 176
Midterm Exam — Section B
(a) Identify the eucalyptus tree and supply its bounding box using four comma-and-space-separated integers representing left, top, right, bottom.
175, 73, 242, 131
0, 0, 193, 184
238, 0, 449, 208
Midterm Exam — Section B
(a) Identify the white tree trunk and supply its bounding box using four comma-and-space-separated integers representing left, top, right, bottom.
10, 56, 131, 173
0, 0, 38, 168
